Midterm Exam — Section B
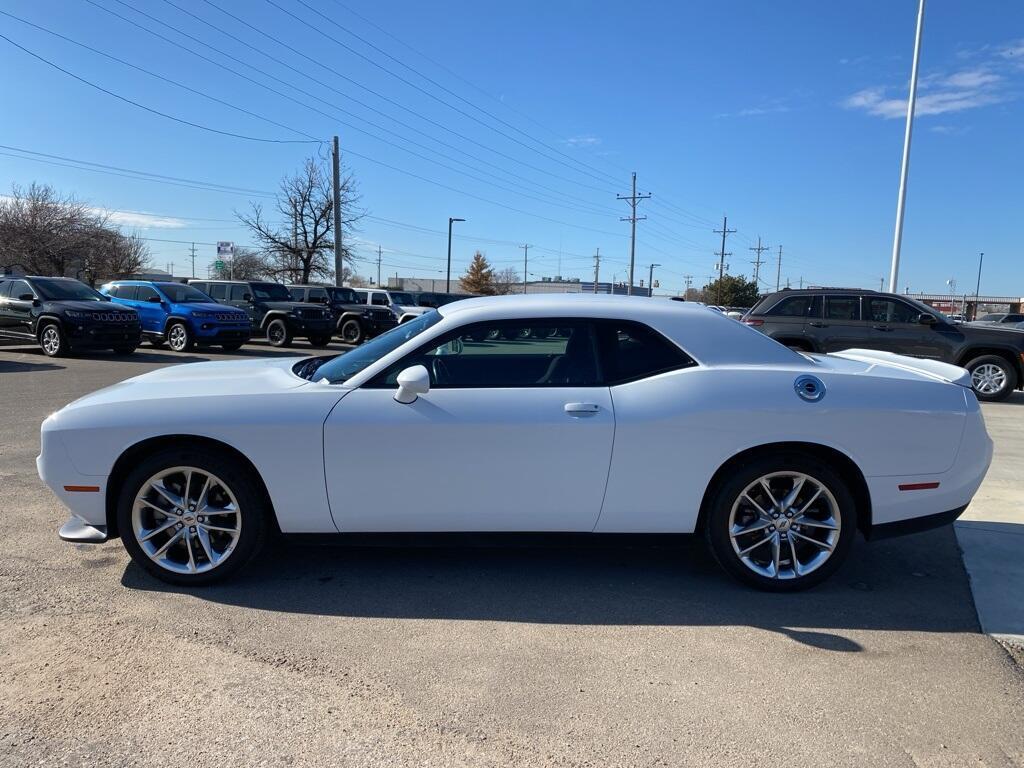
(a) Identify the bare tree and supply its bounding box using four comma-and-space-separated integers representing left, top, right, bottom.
491, 266, 521, 295
236, 155, 361, 283
219, 246, 271, 280
0, 183, 150, 283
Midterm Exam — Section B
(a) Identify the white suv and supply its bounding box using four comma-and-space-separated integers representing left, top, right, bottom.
352, 288, 430, 324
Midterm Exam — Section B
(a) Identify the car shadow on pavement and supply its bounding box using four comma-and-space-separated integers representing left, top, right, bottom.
0, 359, 64, 373
123, 526, 978, 651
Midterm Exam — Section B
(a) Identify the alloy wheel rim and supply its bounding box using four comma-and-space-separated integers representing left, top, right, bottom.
343, 323, 359, 342
728, 471, 841, 580
169, 325, 187, 351
42, 327, 60, 354
131, 466, 242, 575
268, 323, 284, 343
971, 364, 1006, 395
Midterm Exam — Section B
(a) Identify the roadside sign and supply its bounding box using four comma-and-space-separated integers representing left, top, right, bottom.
214, 260, 225, 271
217, 241, 234, 257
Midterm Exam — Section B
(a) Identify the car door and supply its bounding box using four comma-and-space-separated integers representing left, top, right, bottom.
225, 284, 256, 325
323, 318, 615, 532
864, 296, 949, 358
132, 285, 166, 333
2, 279, 36, 336
817, 295, 871, 352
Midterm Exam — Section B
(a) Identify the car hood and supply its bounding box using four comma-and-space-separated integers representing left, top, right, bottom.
60, 357, 311, 412
52, 300, 133, 313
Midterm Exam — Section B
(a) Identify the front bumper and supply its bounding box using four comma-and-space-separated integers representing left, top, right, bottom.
66, 321, 142, 348
195, 325, 252, 343
287, 317, 333, 336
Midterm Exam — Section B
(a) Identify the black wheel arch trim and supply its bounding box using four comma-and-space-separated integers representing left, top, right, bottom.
958, 346, 1023, 381
865, 505, 967, 540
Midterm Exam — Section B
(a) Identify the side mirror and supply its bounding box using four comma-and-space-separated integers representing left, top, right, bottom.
32, 298, 41, 307
918, 313, 937, 325
394, 364, 430, 404
146, 295, 162, 303
18, 293, 34, 301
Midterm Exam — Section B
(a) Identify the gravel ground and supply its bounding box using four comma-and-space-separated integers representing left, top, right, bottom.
1, 343, 1023, 767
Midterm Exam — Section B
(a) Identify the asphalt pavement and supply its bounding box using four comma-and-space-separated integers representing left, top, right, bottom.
1, 341, 1022, 767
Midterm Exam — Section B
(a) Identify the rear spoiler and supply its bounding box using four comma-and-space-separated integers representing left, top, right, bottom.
829, 349, 972, 388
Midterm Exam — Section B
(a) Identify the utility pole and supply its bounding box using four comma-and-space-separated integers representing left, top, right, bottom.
799, 276, 804, 289
683, 274, 693, 299
749, 236, 768, 285
617, 172, 651, 295
973, 252, 984, 319
332, 135, 343, 287
377, 245, 382, 287
888, 0, 927, 293
647, 263, 661, 297
879, 277, 885, 291
520, 244, 531, 294
189, 242, 197, 278
713, 215, 736, 304
593, 247, 601, 293
775, 245, 783, 291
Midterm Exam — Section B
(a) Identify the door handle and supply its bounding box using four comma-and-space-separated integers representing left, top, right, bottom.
872, 325, 893, 331
808, 321, 828, 328
564, 402, 600, 414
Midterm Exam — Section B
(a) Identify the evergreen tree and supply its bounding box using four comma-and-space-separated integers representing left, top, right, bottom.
460, 251, 495, 295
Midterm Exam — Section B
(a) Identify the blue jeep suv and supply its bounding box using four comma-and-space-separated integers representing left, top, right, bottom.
100, 280, 251, 352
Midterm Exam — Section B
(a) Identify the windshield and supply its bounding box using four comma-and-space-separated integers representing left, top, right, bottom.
158, 283, 214, 303
328, 287, 359, 303
389, 292, 415, 305
315, 310, 443, 384
251, 282, 292, 301
33, 278, 105, 302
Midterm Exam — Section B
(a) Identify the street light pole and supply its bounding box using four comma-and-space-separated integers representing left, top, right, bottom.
888, 0, 926, 293
974, 252, 984, 319
446, 217, 465, 293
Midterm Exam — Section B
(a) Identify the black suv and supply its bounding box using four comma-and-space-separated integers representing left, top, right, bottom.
287, 284, 396, 344
744, 288, 1024, 401
188, 279, 334, 348
0, 275, 141, 357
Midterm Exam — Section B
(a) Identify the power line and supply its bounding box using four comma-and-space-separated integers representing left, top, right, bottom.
0, 32, 319, 145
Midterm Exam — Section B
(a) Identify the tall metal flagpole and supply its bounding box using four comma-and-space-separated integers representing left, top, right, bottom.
888, 0, 926, 294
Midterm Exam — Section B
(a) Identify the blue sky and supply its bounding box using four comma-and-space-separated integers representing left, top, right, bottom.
1, 0, 1021, 296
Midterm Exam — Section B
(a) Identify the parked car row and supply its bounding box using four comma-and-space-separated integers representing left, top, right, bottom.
0, 275, 470, 357
742, 288, 1024, 401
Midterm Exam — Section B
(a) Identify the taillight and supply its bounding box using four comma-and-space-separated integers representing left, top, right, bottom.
742, 318, 764, 326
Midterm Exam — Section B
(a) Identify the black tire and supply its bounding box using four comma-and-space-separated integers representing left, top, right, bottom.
116, 446, 269, 586
265, 318, 292, 347
339, 318, 364, 345
112, 345, 138, 355
221, 342, 244, 352
704, 452, 857, 592
38, 322, 69, 357
166, 321, 194, 352
308, 334, 332, 348
964, 354, 1016, 402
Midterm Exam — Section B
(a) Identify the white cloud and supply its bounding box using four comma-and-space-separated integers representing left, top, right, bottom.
92, 208, 187, 229
565, 135, 601, 147
843, 53, 1015, 119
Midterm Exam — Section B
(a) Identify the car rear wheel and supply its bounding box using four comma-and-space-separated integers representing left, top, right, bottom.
705, 453, 856, 591
339, 318, 363, 344
266, 318, 292, 347
39, 323, 69, 357
167, 321, 194, 352
117, 448, 268, 586
965, 355, 1016, 402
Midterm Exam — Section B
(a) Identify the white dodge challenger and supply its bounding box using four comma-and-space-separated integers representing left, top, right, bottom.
38, 294, 993, 590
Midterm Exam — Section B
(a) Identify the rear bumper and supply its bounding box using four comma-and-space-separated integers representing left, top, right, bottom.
866, 505, 967, 540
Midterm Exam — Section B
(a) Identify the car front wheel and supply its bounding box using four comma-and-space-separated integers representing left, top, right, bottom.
339, 318, 363, 344
167, 321, 194, 352
39, 323, 69, 357
705, 453, 856, 591
117, 448, 268, 586
266, 318, 292, 347
965, 355, 1016, 402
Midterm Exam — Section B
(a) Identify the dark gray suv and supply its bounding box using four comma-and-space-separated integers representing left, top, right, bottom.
743, 288, 1024, 401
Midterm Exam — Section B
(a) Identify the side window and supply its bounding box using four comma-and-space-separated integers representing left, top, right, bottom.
594, 321, 695, 385
369, 320, 598, 388
208, 283, 228, 300
289, 288, 305, 302
135, 285, 159, 303
308, 288, 328, 303
825, 296, 861, 320
229, 284, 249, 301
371, 292, 390, 306
766, 295, 814, 317
0, 281, 11, 298
1006, 314, 1024, 323
190, 282, 208, 294
7, 280, 32, 299
867, 298, 917, 324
